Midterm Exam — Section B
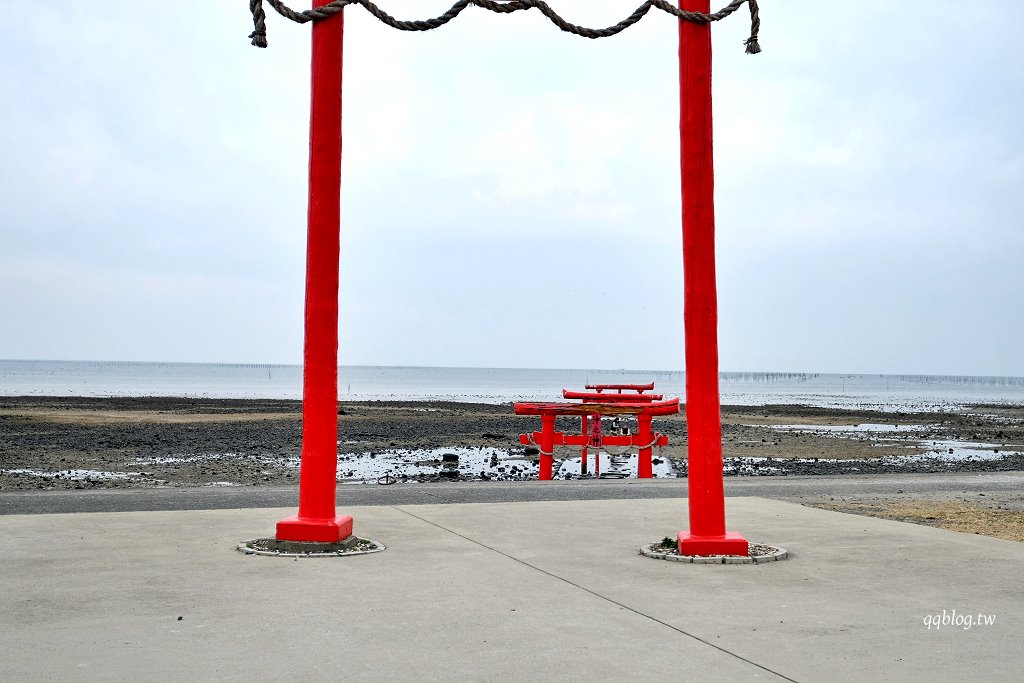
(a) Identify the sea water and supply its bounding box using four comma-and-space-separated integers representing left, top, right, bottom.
1, 359, 1023, 410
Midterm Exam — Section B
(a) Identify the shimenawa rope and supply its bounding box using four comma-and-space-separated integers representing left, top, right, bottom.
248, 0, 761, 54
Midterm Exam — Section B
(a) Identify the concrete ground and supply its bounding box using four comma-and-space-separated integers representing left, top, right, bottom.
1, 497, 1021, 682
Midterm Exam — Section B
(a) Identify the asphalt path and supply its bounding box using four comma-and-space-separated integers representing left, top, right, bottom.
2, 471, 1022, 515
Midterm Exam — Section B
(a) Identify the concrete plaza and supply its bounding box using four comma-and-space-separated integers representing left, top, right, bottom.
1, 497, 1021, 681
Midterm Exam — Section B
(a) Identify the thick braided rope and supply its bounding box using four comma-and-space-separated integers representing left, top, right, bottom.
249, 0, 761, 53
524, 433, 554, 458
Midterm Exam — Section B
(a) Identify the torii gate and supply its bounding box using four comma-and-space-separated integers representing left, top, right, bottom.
252, 0, 759, 556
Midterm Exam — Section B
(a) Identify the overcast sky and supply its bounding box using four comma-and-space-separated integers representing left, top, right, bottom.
1, 1, 1021, 375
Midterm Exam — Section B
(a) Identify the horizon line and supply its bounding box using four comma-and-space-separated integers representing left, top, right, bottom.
2, 358, 1023, 381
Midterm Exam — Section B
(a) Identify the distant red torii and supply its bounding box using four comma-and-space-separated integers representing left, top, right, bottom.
515, 398, 678, 480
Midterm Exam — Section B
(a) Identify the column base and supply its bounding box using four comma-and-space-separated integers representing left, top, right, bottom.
637, 452, 653, 479
538, 455, 553, 481
677, 530, 748, 557
276, 514, 353, 543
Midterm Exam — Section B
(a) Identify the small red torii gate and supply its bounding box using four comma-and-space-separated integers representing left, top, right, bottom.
265, 0, 752, 556
516, 395, 677, 480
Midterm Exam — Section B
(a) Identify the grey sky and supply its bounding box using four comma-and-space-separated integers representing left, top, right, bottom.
1, 1, 1021, 375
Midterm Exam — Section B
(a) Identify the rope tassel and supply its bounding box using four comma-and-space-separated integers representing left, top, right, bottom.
247, 0, 763, 53
744, 0, 761, 53
248, 0, 268, 47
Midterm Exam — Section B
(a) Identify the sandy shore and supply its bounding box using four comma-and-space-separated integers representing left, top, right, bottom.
1, 396, 1022, 491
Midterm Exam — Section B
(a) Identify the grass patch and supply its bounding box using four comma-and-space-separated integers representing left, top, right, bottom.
811, 500, 1024, 543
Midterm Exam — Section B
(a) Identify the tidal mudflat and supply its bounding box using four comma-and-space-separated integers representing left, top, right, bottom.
1, 397, 1022, 490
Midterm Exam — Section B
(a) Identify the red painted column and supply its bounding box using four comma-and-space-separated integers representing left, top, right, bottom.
637, 415, 653, 479
580, 415, 589, 475
676, 0, 747, 556
276, 1, 353, 543
539, 414, 556, 480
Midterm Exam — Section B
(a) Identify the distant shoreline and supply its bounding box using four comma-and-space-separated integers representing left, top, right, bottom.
4, 360, 1024, 414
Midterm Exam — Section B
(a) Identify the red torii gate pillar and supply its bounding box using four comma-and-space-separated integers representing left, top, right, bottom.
276, 0, 352, 543
676, 0, 748, 556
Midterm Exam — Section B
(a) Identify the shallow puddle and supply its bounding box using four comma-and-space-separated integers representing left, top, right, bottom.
297, 446, 680, 482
